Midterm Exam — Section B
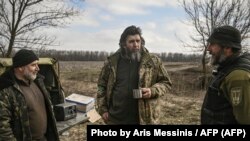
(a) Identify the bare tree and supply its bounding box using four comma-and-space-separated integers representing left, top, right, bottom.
181, 0, 250, 88
0, 0, 84, 57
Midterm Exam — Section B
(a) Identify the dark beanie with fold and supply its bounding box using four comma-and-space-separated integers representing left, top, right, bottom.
207, 25, 242, 49
12, 49, 39, 68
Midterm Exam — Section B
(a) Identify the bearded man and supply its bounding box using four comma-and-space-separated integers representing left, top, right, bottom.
201, 25, 250, 124
0, 49, 59, 140
96, 25, 172, 124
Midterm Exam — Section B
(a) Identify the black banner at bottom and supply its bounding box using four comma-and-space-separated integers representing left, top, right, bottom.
87, 125, 250, 140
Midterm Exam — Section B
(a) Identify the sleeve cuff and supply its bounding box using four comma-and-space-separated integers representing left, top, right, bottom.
150, 87, 158, 98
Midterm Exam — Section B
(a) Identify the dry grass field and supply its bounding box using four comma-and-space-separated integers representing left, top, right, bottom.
58, 61, 206, 141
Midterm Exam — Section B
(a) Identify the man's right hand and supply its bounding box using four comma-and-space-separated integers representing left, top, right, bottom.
102, 112, 109, 122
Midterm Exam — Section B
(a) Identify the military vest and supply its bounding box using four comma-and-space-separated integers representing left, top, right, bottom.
201, 53, 250, 124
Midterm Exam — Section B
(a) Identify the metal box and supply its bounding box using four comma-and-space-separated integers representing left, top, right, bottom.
54, 103, 77, 121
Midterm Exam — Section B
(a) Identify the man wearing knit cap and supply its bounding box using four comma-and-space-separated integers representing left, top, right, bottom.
0, 49, 59, 141
201, 25, 250, 124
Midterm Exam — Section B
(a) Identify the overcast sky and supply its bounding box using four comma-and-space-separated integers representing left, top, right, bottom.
45, 0, 195, 54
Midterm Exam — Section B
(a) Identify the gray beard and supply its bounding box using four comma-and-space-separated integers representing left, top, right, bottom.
24, 68, 37, 81
124, 47, 142, 62
210, 50, 226, 66
131, 51, 141, 62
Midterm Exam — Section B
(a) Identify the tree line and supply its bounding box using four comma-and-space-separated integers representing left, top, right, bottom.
38, 49, 202, 62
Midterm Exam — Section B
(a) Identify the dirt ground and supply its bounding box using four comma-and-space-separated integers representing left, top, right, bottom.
58, 61, 206, 141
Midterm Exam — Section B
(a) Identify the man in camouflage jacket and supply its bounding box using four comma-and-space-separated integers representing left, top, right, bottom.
0, 49, 59, 141
96, 25, 172, 124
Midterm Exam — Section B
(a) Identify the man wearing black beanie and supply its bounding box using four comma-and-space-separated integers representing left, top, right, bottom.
201, 25, 250, 124
12, 49, 39, 68
0, 49, 59, 141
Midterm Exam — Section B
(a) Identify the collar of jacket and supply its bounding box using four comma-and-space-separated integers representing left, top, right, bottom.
0, 68, 44, 91
217, 52, 250, 71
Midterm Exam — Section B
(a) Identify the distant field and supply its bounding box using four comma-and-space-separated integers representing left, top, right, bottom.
59, 60, 205, 99
59, 61, 199, 72
60, 61, 103, 72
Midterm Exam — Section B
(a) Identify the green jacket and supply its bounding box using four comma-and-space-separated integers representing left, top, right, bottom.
96, 48, 172, 124
221, 69, 250, 124
201, 52, 250, 124
0, 69, 60, 141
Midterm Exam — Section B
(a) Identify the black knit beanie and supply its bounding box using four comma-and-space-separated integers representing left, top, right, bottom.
207, 25, 241, 49
12, 49, 39, 68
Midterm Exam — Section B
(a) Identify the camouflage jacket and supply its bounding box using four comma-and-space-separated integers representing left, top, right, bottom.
97, 48, 172, 124
0, 69, 59, 141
